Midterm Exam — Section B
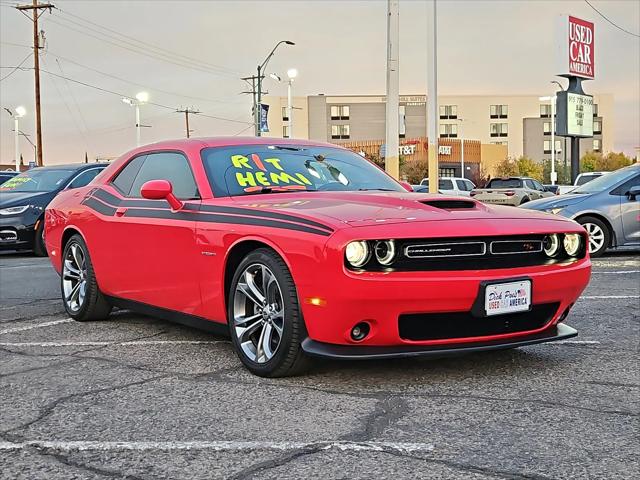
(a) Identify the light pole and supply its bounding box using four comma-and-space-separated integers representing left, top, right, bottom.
255, 40, 295, 136
5, 106, 26, 171
122, 91, 149, 147
456, 118, 465, 178
540, 94, 558, 185
286, 68, 297, 138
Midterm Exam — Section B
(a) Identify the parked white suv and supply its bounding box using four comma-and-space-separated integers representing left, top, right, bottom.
418, 177, 476, 197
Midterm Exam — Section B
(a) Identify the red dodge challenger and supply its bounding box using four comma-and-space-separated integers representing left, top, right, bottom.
45, 137, 591, 377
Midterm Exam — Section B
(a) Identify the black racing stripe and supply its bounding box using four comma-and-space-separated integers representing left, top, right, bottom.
82, 197, 117, 216
122, 208, 331, 236
92, 188, 333, 232
197, 204, 334, 232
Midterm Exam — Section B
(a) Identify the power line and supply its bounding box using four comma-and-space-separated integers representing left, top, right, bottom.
56, 7, 241, 77
0, 52, 32, 82
584, 0, 640, 38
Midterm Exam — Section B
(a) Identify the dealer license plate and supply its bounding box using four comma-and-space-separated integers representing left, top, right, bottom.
484, 280, 531, 316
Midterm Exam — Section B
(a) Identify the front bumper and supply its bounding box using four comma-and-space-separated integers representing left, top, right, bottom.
297, 257, 591, 347
0, 215, 36, 250
302, 323, 577, 359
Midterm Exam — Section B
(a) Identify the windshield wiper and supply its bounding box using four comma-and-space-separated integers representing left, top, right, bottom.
244, 186, 316, 194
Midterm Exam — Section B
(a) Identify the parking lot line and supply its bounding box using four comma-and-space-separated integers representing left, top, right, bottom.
0, 340, 230, 347
0, 440, 434, 454
549, 340, 600, 345
591, 270, 640, 274
0, 318, 74, 336
581, 295, 639, 299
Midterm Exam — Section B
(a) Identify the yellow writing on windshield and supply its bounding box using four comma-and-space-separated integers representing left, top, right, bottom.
0, 176, 31, 190
231, 153, 312, 192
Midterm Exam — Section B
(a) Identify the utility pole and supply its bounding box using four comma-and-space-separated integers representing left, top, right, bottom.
176, 107, 200, 138
385, 0, 400, 180
241, 75, 260, 136
16, 1, 55, 167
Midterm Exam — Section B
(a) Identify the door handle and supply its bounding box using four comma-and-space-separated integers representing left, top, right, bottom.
115, 207, 127, 217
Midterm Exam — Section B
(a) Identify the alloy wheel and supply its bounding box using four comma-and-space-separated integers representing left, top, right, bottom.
584, 223, 605, 254
233, 263, 284, 364
62, 242, 88, 313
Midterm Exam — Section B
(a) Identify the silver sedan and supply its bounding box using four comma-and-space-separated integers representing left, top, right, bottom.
521, 164, 640, 257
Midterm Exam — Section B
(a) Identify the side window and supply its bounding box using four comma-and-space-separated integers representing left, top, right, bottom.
456, 179, 467, 191
111, 155, 146, 195
439, 179, 453, 190
129, 152, 198, 199
465, 180, 476, 191
610, 174, 640, 196
524, 179, 535, 190
67, 168, 103, 189
532, 180, 545, 191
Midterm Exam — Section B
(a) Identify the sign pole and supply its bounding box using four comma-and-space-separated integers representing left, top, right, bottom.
426, 0, 439, 193
385, 0, 400, 179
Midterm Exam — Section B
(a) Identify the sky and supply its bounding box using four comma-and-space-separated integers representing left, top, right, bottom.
1, 0, 639, 165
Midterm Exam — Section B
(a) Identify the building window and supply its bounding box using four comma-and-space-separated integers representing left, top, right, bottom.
282, 125, 290, 138
593, 120, 602, 134
543, 121, 551, 135
491, 141, 508, 148
330, 105, 350, 120
439, 168, 456, 178
540, 104, 552, 118
439, 105, 457, 119
490, 123, 508, 137
593, 104, 598, 117
281, 107, 289, 122
490, 104, 508, 119
331, 124, 350, 139
544, 140, 562, 154
439, 123, 458, 138
593, 139, 601, 152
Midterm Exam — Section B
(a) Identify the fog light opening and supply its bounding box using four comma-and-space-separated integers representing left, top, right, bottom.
350, 322, 370, 342
558, 304, 573, 323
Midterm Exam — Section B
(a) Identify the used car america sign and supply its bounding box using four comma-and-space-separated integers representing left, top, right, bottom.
556, 15, 595, 79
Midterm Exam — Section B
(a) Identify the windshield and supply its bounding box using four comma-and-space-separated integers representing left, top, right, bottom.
575, 173, 601, 186
486, 178, 523, 189
573, 167, 637, 194
201, 145, 405, 196
0, 169, 74, 192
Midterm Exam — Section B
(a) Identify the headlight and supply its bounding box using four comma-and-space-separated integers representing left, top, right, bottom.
564, 233, 582, 256
345, 241, 370, 267
0, 205, 29, 216
374, 240, 396, 265
543, 234, 560, 257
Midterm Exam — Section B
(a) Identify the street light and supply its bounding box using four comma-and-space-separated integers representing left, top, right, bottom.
5, 106, 26, 171
122, 91, 149, 147
255, 40, 295, 136
456, 118, 465, 179
286, 69, 298, 138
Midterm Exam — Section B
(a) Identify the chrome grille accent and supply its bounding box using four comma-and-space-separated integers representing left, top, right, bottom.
404, 241, 486, 258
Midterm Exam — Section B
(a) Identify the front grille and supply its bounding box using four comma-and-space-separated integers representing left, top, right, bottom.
399, 303, 560, 341
0, 229, 18, 242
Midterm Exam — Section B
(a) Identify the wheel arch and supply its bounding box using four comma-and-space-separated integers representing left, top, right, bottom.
573, 212, 616, 247
223, 237, 293, 312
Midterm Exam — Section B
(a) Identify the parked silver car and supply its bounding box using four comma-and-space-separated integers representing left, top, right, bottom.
521, 164, 640, 257
471, 177, 554, 206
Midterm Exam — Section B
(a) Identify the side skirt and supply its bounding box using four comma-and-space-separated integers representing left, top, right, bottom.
105, 296, 229, 337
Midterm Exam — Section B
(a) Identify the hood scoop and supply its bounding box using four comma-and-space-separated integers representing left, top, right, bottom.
419, 199, 476, 210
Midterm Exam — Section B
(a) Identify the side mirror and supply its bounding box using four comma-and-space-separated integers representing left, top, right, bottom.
141, 179, 184, 211
626, 185, 640, 201
400, 181, 413, 192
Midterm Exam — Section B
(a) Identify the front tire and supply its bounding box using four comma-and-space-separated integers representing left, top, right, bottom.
228, 248, 309, 377
61, 235, 112, 321
578, 216, 610, 258
33, 219, 47, 257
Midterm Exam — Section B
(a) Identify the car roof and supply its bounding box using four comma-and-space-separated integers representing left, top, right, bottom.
141, 136, 345, 151
25, 163, 109, 171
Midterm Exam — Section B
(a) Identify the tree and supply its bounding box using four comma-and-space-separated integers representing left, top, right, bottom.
542, 159, 570, 184
581, 151, 633, 172
515, 156, 543, 181
494, 157, 519, 177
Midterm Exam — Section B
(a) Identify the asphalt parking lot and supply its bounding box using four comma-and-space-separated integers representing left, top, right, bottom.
1, 251, 638, 480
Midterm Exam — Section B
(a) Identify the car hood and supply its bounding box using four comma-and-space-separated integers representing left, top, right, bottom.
0, 191, 56, 209
231, 191, 563, 228
520, 193, 589, 211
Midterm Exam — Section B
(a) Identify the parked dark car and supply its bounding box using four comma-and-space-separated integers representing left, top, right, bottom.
0, 170, 18, 184
543, 184, 560, 195
0, 163, 107, 255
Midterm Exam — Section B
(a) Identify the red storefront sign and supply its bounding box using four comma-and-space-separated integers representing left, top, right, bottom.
556, 15, 595, 79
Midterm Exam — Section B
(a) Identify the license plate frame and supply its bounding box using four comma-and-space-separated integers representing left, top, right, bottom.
470, 277, 533, 318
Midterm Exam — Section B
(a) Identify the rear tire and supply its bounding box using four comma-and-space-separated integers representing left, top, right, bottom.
228, 248, 310, 377
577, 216, 610, 258
33, 219, 47, 257
61, 234, 112, 321
519, 197, 530, 205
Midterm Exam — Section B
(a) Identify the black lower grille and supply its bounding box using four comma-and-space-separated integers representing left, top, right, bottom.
398, 303, 560, 341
